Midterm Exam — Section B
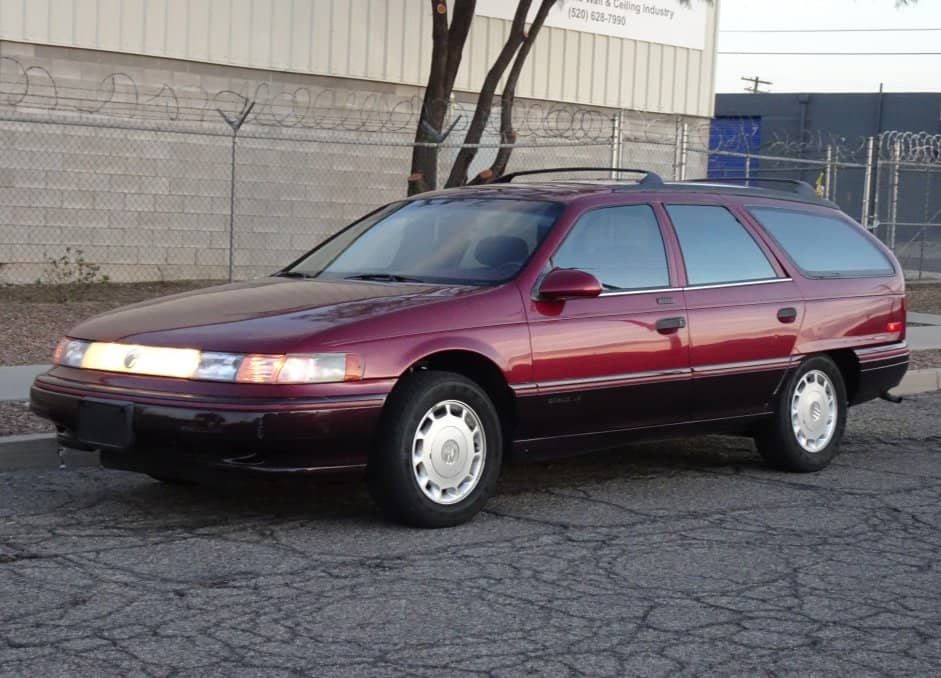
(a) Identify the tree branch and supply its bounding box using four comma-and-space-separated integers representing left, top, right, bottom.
471, 0, 555, 183
444, 0, 535, 188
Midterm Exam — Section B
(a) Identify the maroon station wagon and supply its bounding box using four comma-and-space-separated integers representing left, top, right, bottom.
31, 168, 909, 527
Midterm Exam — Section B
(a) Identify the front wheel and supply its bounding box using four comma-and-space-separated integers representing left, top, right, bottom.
368, 371, 503, 528
756, 356, 848, 472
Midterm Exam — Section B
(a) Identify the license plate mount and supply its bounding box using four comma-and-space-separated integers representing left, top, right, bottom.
76, 400, 134, 450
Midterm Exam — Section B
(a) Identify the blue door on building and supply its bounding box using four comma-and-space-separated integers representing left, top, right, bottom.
708, 117, 761, 179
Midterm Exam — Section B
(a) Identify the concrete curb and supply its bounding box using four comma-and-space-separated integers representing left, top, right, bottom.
0, 434, 98, 471
1, 369, 938, 473
891, 368, 941, 397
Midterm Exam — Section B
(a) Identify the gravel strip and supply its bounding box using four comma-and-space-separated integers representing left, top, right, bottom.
0, 401, 54, 437
0, 281, 215, 366
910, 349, 941, 370
907, 283, 941, 315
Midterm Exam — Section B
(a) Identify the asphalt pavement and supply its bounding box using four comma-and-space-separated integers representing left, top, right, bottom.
0, 394, 940, 676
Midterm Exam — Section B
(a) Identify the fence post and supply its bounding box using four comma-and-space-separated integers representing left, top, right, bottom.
861, 136, 875, 228
919, 164, 931, 279
671, 118, 679, 180
678, 121, 689, 181
888, 138, 902, 251
610, 110, 623, 178
873, 134, 884, 236
831, 147, 839, 202
217, 100, 255, 283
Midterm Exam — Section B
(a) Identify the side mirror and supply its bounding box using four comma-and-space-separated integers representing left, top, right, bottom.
537, 268, 603, 301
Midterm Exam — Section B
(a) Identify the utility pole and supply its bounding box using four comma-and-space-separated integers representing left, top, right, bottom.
742, 75, 772, 93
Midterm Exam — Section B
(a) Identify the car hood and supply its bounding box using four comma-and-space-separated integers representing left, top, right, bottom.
69, 277, 483, 353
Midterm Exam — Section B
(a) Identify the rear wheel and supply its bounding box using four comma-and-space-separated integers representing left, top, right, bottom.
756, 355, 848, 472
368, 371, 502, 528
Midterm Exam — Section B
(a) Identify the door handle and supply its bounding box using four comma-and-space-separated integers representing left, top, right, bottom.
777, 307, 798, 324
656, 316, 686, 333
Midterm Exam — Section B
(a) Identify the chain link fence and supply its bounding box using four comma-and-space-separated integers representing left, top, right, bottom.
2, 99, 941, 284
872, 132, 941, 280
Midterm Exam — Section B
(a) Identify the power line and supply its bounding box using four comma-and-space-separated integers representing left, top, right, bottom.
719, 50, 941, 56
722, 27, 941, 33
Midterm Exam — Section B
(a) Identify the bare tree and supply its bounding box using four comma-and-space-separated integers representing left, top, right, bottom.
406, 0, 718, 196
407, 0, 556, 195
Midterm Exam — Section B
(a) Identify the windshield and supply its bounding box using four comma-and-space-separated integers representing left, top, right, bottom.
286, 198, 563, 285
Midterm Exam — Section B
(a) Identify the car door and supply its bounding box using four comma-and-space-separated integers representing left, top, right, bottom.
518, 203, 691, 440
663, 201, 804, 420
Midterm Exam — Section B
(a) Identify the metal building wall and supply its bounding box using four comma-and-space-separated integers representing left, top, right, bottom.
0, 0, 717, 117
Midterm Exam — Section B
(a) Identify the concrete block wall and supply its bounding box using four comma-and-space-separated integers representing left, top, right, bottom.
0, 120, 232, 283
0, 40, 706, 284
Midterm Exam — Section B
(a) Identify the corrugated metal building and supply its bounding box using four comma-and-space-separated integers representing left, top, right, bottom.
1, 0, 718, 116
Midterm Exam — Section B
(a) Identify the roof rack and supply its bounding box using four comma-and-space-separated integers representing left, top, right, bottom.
490, 167, 663, 186
681, 177, 821, 200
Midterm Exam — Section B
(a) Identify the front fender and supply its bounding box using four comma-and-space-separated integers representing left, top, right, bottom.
350, 324, 534, 386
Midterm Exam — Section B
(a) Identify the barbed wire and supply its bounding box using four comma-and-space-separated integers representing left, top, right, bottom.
2, 54, 936, 164
1, 55, 628, 141
880, 131, 941, 164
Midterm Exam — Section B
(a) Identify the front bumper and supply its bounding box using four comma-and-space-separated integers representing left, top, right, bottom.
30, 372, 387, 476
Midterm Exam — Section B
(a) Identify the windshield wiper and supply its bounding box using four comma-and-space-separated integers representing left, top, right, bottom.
274, 270, 312, 278
345, 273, 428, 283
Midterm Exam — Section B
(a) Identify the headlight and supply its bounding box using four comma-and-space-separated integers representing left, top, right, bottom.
195, 352, 243, 382
52, 339, 362, 384
53, 338, 90, 367
277, 354, 351, 384
234, 353, 361, 384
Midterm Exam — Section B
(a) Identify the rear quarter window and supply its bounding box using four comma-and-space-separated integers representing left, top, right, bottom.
748, 207, 894, 278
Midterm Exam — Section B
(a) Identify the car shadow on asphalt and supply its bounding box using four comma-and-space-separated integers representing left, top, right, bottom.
101, 435, 765, 524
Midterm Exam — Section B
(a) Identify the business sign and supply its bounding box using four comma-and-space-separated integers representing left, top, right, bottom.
475, 0, 708, 51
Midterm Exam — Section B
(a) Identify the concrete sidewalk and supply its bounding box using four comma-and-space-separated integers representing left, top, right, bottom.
0, 365, 48, 402
906, 326, 941, 351
907, 312, 941, 326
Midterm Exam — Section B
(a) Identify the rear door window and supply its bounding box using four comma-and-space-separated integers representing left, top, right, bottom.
748, 207, 895, 277
551, 205, 670, 291
665, 205, 777, 286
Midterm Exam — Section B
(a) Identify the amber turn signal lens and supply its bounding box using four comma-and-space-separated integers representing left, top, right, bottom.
344, 354, 364, 382
235, 354, 284, 383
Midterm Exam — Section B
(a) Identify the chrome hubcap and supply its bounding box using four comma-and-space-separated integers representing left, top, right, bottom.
791, 370, 837, 453
412, 399, 486, 505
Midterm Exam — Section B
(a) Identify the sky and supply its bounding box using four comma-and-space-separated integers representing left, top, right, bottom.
716, 0, 941, 93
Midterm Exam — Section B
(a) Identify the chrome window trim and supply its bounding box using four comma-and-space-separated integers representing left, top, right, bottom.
596, 278, 792, 297
683, 278, 791, 291
599, 287, 681, 298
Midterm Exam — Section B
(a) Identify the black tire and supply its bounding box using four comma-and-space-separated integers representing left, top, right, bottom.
368, 371, 503, 528
756, 355, 848, 472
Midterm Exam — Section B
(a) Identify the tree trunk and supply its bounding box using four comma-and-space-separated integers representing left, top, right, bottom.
443, 0, 536, 188
408, 0, 477, 196
470, 0, 555, 183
